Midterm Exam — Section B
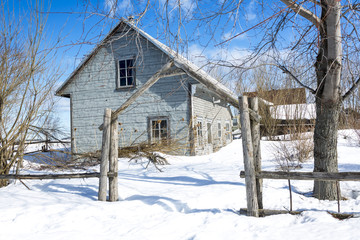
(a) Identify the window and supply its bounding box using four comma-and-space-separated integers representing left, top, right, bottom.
150, 118, 169, 144
117, 59, 135, 88
197, 120, 203, 145
218, 122, 222, 138
225, 122, 231, 140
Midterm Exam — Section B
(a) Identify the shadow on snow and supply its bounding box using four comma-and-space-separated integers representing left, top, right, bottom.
119, 173, 244, 187
125, 194, 222, 214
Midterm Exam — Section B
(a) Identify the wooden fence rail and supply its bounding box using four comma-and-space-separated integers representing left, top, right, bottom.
1, 108, 119, 203
239, 95, 360, 218
0, 173, 100, 180
240, 171, 360, 181
25, 140, 71, 145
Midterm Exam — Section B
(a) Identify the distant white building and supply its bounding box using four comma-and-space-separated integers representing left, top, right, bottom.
270, 103, 316, 120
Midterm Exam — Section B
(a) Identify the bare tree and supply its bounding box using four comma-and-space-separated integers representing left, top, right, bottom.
146, 0, 359, 200
0, 0, 61, 186
62, 0, 360, 200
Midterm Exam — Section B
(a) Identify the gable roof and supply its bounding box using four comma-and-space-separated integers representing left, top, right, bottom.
55, 19, 239, 108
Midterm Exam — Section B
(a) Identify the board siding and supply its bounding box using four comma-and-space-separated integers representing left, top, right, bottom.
62, 27, 232, 155
192, 85, 233, 155
64, 28, 191, 154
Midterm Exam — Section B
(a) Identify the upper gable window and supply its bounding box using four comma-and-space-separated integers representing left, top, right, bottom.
117, 59, 135, 88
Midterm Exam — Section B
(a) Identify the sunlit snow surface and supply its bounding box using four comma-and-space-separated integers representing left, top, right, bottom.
1, 130, 360, 240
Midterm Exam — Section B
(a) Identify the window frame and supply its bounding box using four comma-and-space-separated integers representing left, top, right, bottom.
116, 58, 136, 89
196, 118, 203, 146
217, 121, 222, 139
148, 116, 170, 144
225, 121, 231, 140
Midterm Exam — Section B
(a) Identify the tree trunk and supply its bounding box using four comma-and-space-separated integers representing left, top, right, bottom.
0, 160, 10, 187
313, 101, 340, 200
0, 146, 12, 187
0, 178, 9, 187
313, 0, 342, 200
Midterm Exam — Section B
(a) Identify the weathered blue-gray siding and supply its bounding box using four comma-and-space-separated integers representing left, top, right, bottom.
59, 24, 234, 156
62, 28, 192, 154
192, 84, 233, 155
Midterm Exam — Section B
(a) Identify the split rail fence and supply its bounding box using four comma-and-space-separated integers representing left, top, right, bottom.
0, 62, 179, 202
0, 108, 119, 202
238, 96, 360, 217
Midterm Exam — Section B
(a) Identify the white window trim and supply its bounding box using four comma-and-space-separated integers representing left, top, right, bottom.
196, 118, 203, 146
149, 117, 169, 144
217, 121, 222, 138
116, 58, 136, 89
225, 121, 231, 140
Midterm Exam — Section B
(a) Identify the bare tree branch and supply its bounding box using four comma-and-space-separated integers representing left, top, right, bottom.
342, 3, 360, 15
308, 0, 323, 7
280, 0, 321, 27
342, 77, 360, 101
277, 65, 316, 94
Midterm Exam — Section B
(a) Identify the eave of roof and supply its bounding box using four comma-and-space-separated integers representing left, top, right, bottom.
55, 22, 125, 97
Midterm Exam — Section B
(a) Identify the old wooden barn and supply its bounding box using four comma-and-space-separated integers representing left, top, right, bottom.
56, 19, 238, 156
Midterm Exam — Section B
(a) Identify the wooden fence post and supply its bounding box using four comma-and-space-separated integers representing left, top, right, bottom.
239, 96, 259, 217
98, 108, 111, 201
249, 97, 263, 209
109, 115, 119, 202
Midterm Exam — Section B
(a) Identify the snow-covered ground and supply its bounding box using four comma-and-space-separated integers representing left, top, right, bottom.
1, 130, 360, 240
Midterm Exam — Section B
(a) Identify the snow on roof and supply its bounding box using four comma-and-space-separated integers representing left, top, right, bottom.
260, 98, 274, 106
270, 103, 316, 120
127, 21, 237, 100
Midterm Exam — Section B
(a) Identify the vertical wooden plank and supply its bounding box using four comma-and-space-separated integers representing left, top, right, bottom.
249, 97, 263, 209
98, 108, 111, 201
188, 82, 195, 156
239, 96, 259, 217
70, 96, 75, 158
109, 115, 119, 202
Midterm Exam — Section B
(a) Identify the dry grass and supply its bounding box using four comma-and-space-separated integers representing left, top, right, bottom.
273, 134, 314, 171
119, 142, 175, 172
129, 152, 169, 172
26, 141, 175, 172
25, 149, 101, 171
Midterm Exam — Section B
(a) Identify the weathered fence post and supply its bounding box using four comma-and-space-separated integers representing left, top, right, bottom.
98, 108, 111, 201
109, 115, 119, 202
239, 96, 259, 217
249, 97, 263, 209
